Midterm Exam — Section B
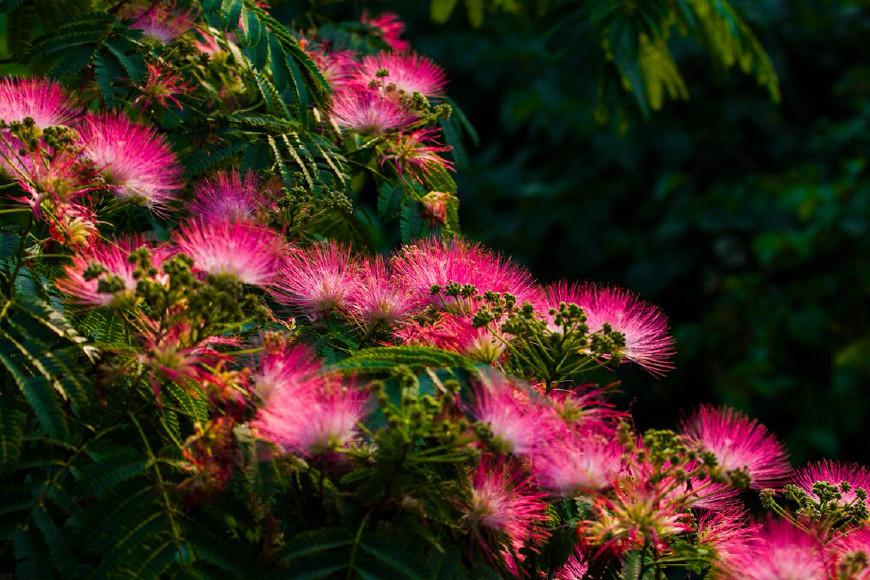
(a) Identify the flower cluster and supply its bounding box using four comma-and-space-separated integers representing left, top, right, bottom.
3, 5, 866, 579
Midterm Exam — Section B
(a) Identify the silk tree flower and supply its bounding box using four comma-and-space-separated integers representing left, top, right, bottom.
355, 52, 447, 99
252, 345, 368, 456
544, 385, 626, 434
346, 255, 422, 328
56, 236, 168, 307
554, 548, 588, 580
471, 373, 556, 456
792, 461, 870, 508
271, 240, 360, 320
681, 405, 790, 489
464, 456, 551, 568
134, 317, 238, 395
532, 429, 623, 496
173, 220, 285, 286
0, 77, 78, 126
329, 87, 414, 134
124, 2, 196, 43
543, 283, 675, 375
361, 12, 410, 52
395, 312, 506, 364
303, 42, 358, 89
831, 528, 870, 580
187, 170, 267, 224
77, 113, 182, 213
381, 128, 454, 182
719, 518, 828, 580
135, 62, 193, 110
695, 507, 760, 575
392, 237, 543, 310
581, 473, 693, 556
252, 343, 321, 401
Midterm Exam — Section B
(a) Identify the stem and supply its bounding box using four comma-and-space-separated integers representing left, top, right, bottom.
345, 508, 374, 580
129, 412, 185, 548
6, 212, 34, 295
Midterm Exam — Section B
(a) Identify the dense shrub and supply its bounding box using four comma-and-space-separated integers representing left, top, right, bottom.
0, 1, 867, 578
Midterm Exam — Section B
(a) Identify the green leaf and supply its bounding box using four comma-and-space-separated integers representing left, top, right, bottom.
358, 536, 425, 579
0, 395, 26, 472
332, 346, 477, 372
431, 0, 460, 23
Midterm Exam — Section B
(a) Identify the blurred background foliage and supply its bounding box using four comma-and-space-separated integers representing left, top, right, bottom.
316, 0, 870, 463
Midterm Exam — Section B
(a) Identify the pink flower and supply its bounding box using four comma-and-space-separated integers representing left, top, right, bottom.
187, 170, 267, 224
134, 317, 237, 396
396, 312, 505, 363
532, 429, 623, 496
56, 236, 168, 307
545, 385, 626, 434
831, 527, 870, 580
346, 255, 422, 328
465, 456, 551, 567
125, 3, 196, 43
554, 548, 588, 580
543, 283, 675, 375
355, 52, 447, 99
329, 87, 414, 134
392, 238, 542, 310
361, 12, 410, 52
792, 461, 870, 507
136, 62, 192, 110
719, 518, 828, 580
271, 240, 359, 320
304, 43, 358, 89
681, 405, 790, 489
252, 343, 321, 401
471, 373, 555, 456
252, 345, 368, 456
695, 508, 760, 574
381, 128, 454, 181
77, 113, 182, 213
173, 220, 285, 286
0, 77, 77, 127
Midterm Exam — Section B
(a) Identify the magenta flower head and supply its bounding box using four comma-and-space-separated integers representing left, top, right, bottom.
77, 113, 182, 213
392, 237, 542, 310
719, 517, 827, 580
56, 235, 168, 308
187, 170, 266, 224
346, 255, 422, 328
471, 372, 555, 457
252, 342, 321, 401
0, 77, 77, 127
124, 2, 196, 43
681, 405, 790, 489
544, 282, 675, 375
695, 508, 760, 575
465, 456, 551, 568
532, 429, 623, 496
554, 548, 588, 580
355, 52, 447, 99
305, 45, 358, 89
831, 527, 870, 579
792, 461, 870, 508
271, 240, 360, 320
329, 87, 414, 134
173, 220, 285, 287
252, 345, 369, 456
361, 12, 410, 52
381, 128, 454, 182
396, 312, 506, 364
